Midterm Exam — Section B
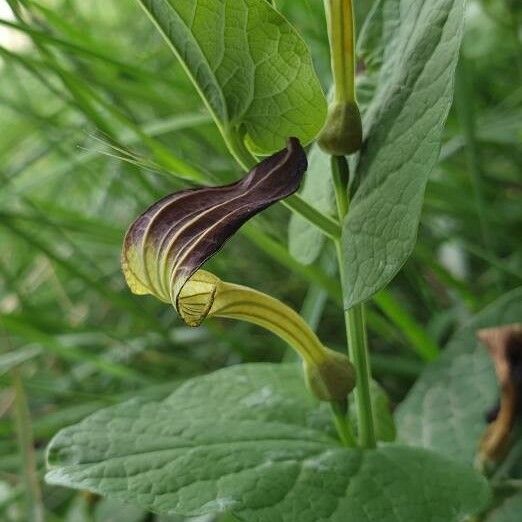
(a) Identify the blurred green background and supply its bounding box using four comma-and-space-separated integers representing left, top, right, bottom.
0, 0, 520, 520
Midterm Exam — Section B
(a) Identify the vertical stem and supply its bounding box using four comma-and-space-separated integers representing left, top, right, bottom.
331, 401, 358, 447
331, 155, 350, 216
323, 0, 376, 449
324, 0, 356, 103
332, 155, 376, 449
345, 304, 376, 448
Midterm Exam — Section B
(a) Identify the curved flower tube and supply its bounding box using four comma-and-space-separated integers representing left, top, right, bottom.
122, 138, 355, 402
179, 270, 355, 401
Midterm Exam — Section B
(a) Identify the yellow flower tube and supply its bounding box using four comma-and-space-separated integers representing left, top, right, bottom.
179, 270, 355, 402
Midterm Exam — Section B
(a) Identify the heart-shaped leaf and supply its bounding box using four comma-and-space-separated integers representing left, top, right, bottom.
138, 0, 326, 154
47, 364, 489, 521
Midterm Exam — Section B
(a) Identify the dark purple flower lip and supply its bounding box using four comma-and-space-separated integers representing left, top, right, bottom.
122, 137, 307, 315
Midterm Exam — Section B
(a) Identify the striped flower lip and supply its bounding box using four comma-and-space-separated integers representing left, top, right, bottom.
121, 137, 307, 322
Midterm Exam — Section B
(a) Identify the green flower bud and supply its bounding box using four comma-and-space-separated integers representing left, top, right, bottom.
304, 348, 356, 402
318, 101, 362, 156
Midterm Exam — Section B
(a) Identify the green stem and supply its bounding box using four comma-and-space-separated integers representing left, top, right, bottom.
345, 304, 376, 448
332, 155, 376, 449
331, 155, 350, 215
331, 401, 357, 447
283, 195, 341, 240
324, 0, 356, 103
242, 224, 341, 299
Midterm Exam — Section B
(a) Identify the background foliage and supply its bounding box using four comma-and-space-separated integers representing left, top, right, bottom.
0, 0, 520, 520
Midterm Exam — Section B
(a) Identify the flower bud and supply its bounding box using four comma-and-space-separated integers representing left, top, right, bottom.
318, 101, 362, 156
304, 348, 356, 402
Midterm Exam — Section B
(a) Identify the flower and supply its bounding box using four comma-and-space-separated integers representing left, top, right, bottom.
122, 137, 354, 402
122, 137, 307, 312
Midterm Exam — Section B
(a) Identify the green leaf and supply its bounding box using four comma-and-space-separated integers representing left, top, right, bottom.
485, 493, 522, 522
47, 364, 488, 521
396, 287, 522, 464
357, 0, 399, 74
137, 0, 326, 155
342, 0, 465, 307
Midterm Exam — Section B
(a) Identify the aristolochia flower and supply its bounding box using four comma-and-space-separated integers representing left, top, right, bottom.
122, 138, 355, 402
